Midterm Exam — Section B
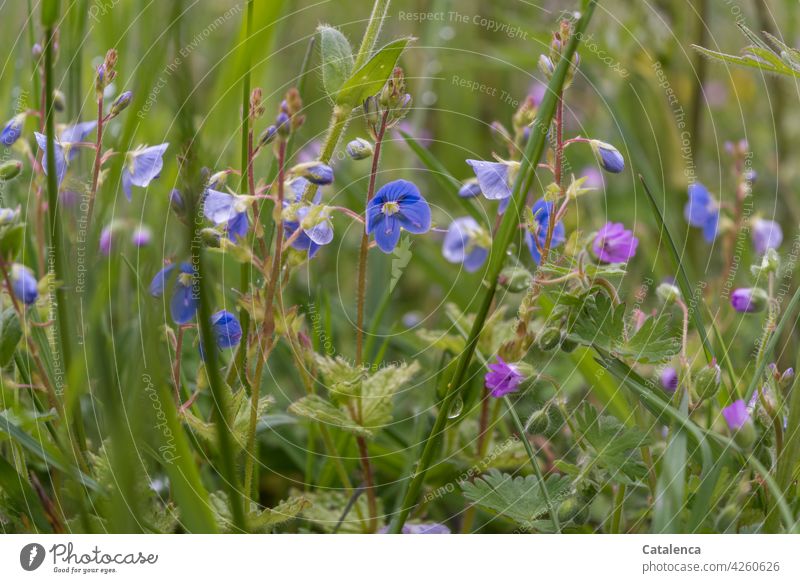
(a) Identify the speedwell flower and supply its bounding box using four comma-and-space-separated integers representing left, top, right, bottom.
525, 199, 565, 264
1, 114, 25, 147
211, 310, 243, 349
442, 216, 490, 272
684, 182, 719, 242
203, 189, 253, 242
10, 264, 38, 305
366, 179, 431, 253
751, 218, 782, 255
592, 222, 638, 263
122, 143, 169, 200
60, 121, 97, 161
465, 159, 518, 200
34, 132, 69, 186
282, 177, 333, 257
149, 262, 198, 324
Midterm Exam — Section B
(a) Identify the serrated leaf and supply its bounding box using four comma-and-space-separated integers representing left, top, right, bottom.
573, 403, 650, 485
249, 495, 311, 532
336, 37, 412, 106
298, 488, 380, 533
461, 468, 572, 527
568, 292, 680, 363
288, 394, 372, 438
313, 354, 364, 399
360, 361, 419, 429
318, 25, 354, 96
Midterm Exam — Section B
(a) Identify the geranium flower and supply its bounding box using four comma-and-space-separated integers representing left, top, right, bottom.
485, 357, 523, 398
592, 222, 638, 263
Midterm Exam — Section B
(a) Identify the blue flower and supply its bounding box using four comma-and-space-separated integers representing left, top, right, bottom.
525, 199, 565, 264
1, 114, 25, 147
149, 262, 198, 324
458, 179, 481, 198
466, 159, 517, 200
292, 161, 334, 185
122, 143, 169, 200
282, 178, 333, 257
590, 140, 625, 174
442, 217, 489, 272
203, 189, 252, 242
10, 264, 38, 305
366, 179, 431, 253
34, 132, 69, 186
752, 218, 782, 254
211, 310, 243, 349
684, 182, 719, 242
60, 121, 97, 161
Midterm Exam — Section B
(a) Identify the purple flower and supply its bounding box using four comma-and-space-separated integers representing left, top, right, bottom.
591, 140, 625, 174
722, 400, 750, 431
293, 161, 334, 185
660, 367, 678, 393
99, 225, 114, 255
366, 179, 431, 253
1, 114, 25, 147
442, 217, 490, 273
379, 522, 450, 534
525, 199, 565, 264
122, 143, 169, 200
485, 357, 524, 398
592, 222, 638, 263
751, 218, 782, 254
10, 264, 38, 305
466, 159, 514, 200
684, 183, 719, 242
730, 288, 767, 313
132, 226, 152, 247
149, 262, 198, 324
580, 166, 605, 190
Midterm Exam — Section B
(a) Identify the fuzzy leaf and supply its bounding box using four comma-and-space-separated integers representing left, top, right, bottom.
313, 355, 364, 399
573, 403, 650, 485
360, 361, 420, 429
568, 292, 680, 363
318, 25, 354, 96
336, 37, 412, 106
249, 496, 311, 532
461, 468, 572, 528
288, 394, 372, 438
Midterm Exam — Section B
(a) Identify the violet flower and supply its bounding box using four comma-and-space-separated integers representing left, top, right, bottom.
722, 400, 749, 431
485, 357, 524, 398
592, 222, 638, 263
751, 218, 782, 255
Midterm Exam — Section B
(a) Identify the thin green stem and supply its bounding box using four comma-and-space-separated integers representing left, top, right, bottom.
43, 21, 87, 458
611, 483, 626, 533
388, 1, 598, 533
352, 0, 391, 70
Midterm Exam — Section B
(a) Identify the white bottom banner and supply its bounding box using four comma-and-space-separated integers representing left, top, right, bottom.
1, 534, 798, 581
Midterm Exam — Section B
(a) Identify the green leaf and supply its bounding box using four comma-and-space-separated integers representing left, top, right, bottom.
0, 410, 100, 492
573, 403, 651, 485
318, 25, 354, 96
360, 361, 419, 429
336, 37, 412, 106
0, 455, 52, 532
0, 308, 23, 366
568, 292, 680, 363
653, 392, 688, 533
0, 223, 25, 262
288, 394, 372, 438
299, 488, 380, 533
461, 468, 572, 527
249, 495, 311, 531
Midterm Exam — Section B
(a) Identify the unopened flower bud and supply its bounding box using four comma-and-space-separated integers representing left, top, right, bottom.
292, 161, 334, 185
498, 265, 533, 293
259, 125, 278, 147
538, 327, 563, 351
363, 96, 380, 127
110, 90, 132, 116
275, 111, 291, 138
780, 367, 794, 388
346, 137, 374, 160
730, 287, 768, 314
53, 90, 66, 112
0, 160, 22, 181
694, 362, 721, 401
590, 140, 625, 174
538, 54, 555, 78
0, 207, 20, 225
656, 282, 681, 305
1, 114, 25, 146
459, 179, 481, 199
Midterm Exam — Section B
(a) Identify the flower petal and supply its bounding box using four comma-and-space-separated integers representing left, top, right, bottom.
466, 160, 511, 200
129, 143, 169, 188
374, 215, 401, 253
203, 189, 238, 224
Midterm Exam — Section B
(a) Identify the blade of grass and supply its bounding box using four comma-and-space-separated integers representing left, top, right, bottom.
389, 1, 599, 533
